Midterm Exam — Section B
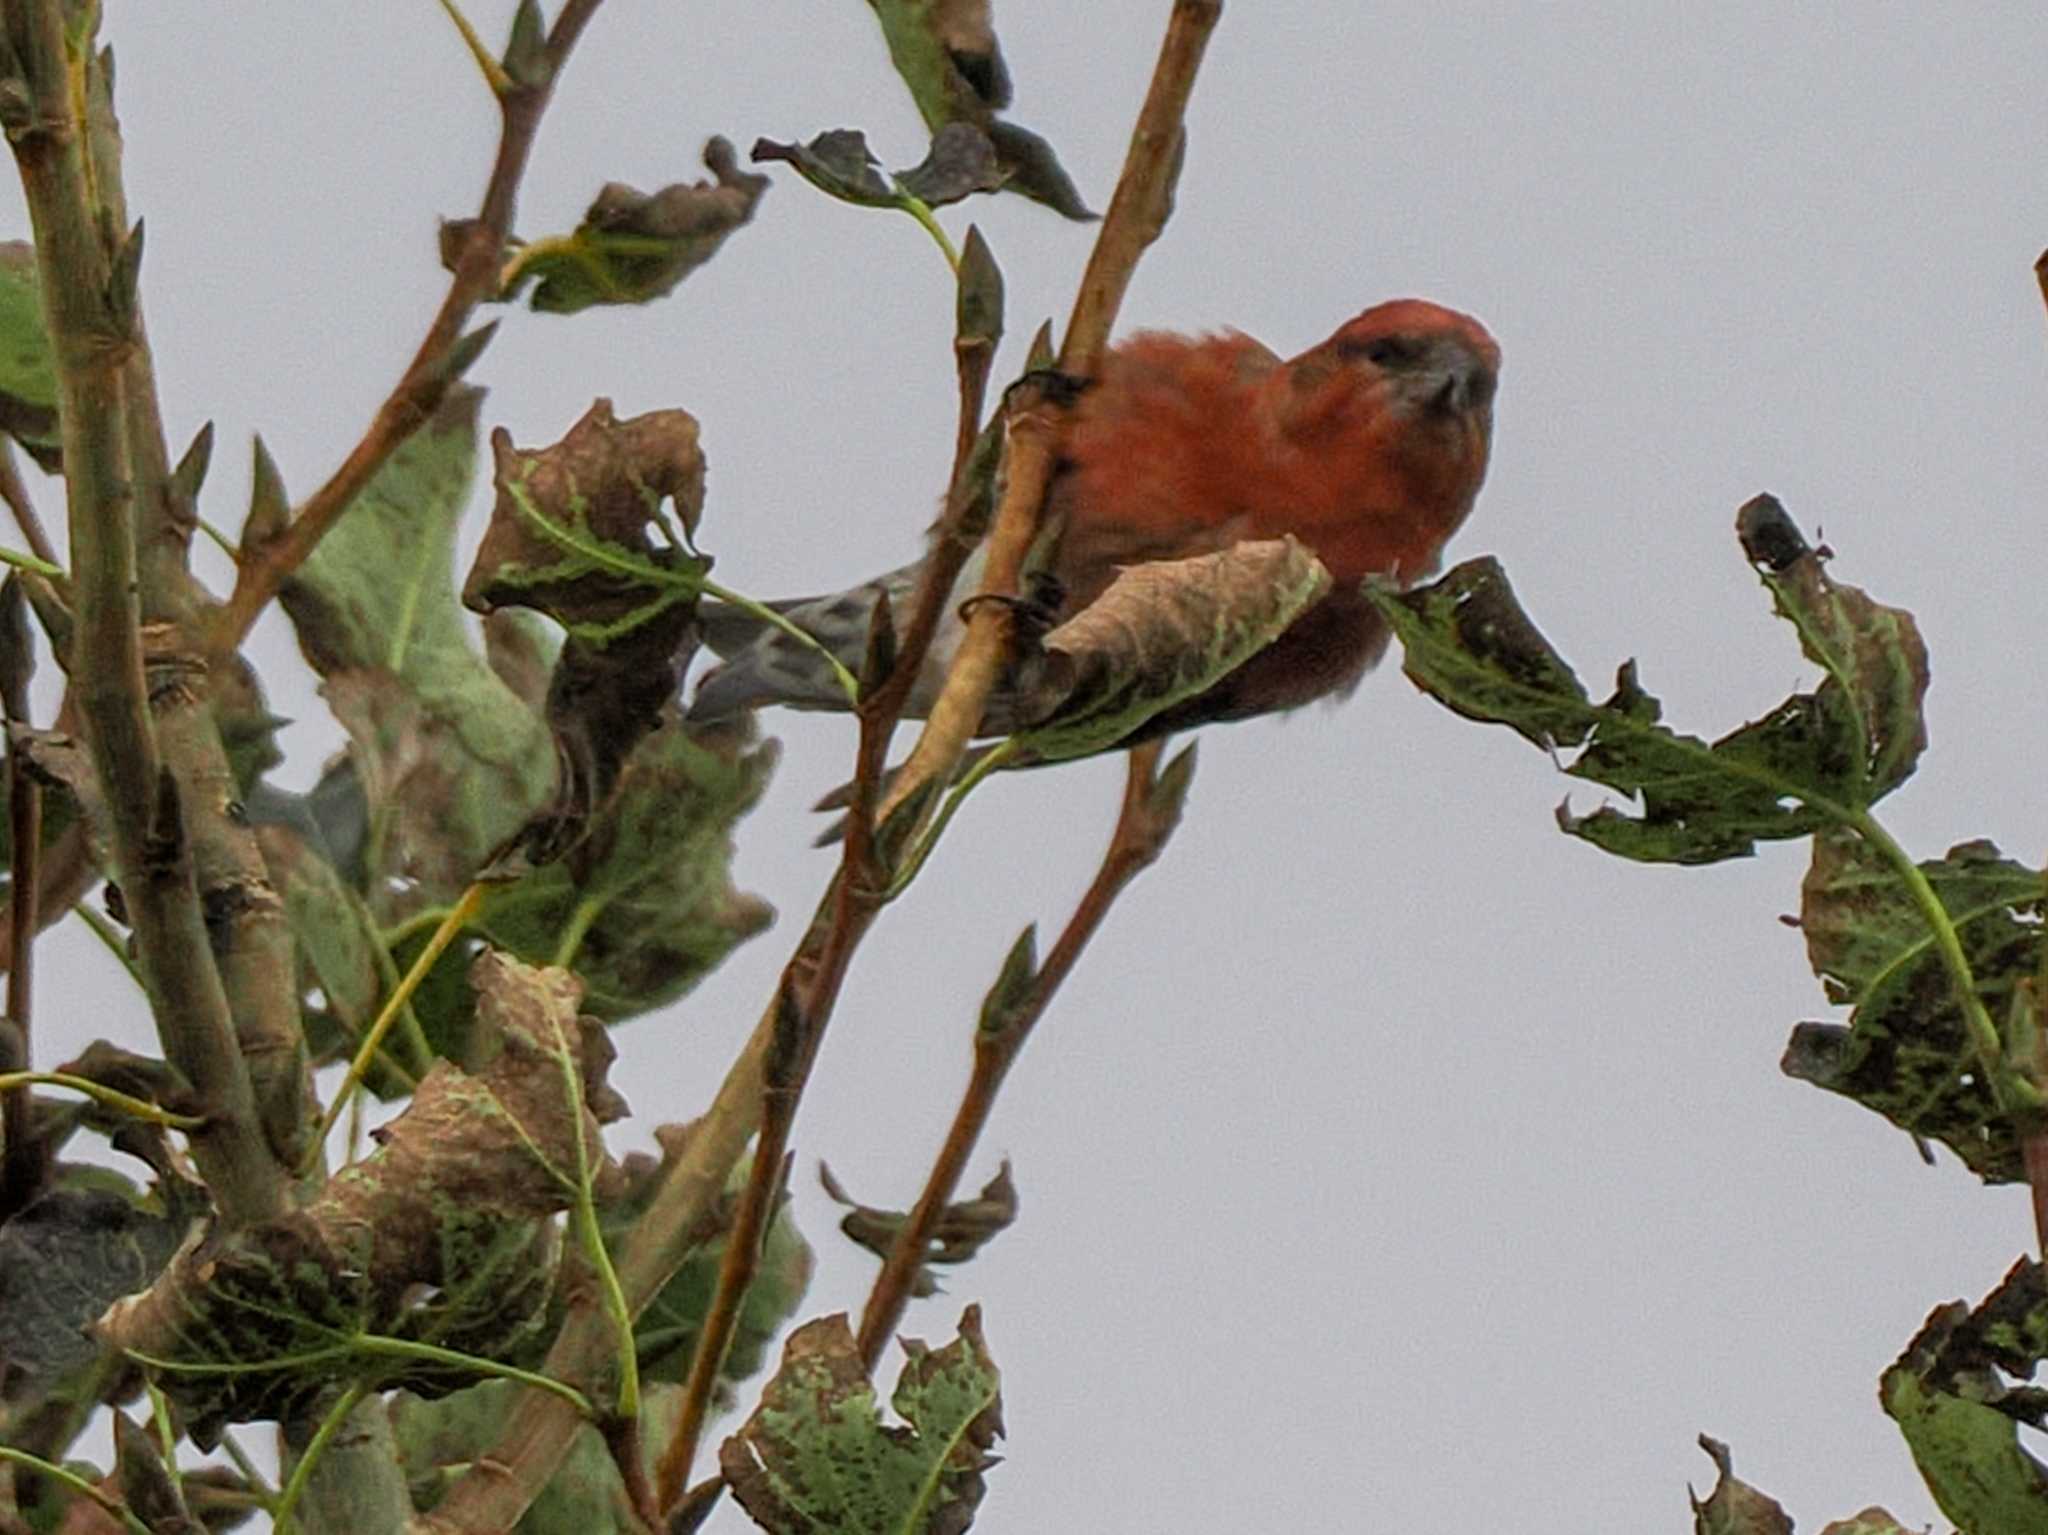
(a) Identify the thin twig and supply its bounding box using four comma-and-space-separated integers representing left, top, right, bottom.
655, 4, 1219, 1512
855, 741, 1184, 1366
875, 0, 1222, 832
0, 599, 39, 1216
442, 10, 1222, 1528
216, 0, 606, 648
0, 438, 58, 571
650, 226, 1006, 1516
2, 0, 286, 1221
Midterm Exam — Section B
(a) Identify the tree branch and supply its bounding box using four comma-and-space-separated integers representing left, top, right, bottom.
855, 740, 1188, 1366
431, 7, 1222, 1525
0, 581, 39, 1218
216, 0, 606, 649
876, 0, 1222, 832
1, 0, 285, 1222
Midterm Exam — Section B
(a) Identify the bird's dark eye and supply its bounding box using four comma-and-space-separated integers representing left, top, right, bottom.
1339, 334, 1416, 367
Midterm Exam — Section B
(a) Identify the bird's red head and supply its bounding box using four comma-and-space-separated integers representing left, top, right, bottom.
1324, 299, 1500, 422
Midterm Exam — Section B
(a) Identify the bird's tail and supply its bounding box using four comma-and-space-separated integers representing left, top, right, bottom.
688, 559, 935, 722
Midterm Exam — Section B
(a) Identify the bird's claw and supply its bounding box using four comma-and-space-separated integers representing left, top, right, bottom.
1004, 367, 1095, 413
958, 570, 1067, 645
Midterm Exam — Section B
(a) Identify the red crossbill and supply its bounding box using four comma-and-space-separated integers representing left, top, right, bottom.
689, 298, 1499, 742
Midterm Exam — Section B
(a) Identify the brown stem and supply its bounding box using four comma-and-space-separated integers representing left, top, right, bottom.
0, 439, 58, 571
875, 0, 1222, 831
2, 0, 285, 1222
653, 222, 1004, 1518
216, 0, 605, 649
418, 965, 784, 1534
0, 821, 92, 973
436, 10, 1221, 1527
0, 674, 39, 1218
2026, 1130, 2048, 1258
855, 741, 1184, 1366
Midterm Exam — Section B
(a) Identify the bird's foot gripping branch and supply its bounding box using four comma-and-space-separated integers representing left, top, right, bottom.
1370, 493, 2048, 1527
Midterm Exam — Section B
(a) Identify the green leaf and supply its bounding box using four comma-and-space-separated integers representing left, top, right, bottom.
0, 1171, 201, 1396
0, 240, 61, 471
475, 718, 776, 1020
1369, 509, 1930, 864
720, 1307, 1003, 1535
497, 138, 769, 315
862, 0, 1093, 219
1881, 1260, 2048, 1534
395, 1379, 680, 1533
1783, 831, 2043, 1182
281, 384, 554, 905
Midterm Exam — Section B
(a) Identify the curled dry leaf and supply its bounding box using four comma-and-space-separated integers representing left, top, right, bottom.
485, 137, 771, 315
464, 399, 715, 861
95, 952, 623, 1444
751, 123, 1003, 213
1010, 536, 1333, 761
1688, 1437, 1793, 1535
818, 1159, 1018, 1298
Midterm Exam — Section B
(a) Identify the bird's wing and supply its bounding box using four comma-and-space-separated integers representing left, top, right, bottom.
688, 550, 986, 720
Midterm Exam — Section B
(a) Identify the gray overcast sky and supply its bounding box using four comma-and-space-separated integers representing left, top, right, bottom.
16, 4, 2048, 1529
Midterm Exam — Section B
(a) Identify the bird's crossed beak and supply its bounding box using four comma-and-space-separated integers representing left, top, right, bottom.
1423, 340, 1498, 417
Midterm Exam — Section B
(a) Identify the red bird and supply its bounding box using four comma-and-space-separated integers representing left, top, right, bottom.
690, 298, 1499, 742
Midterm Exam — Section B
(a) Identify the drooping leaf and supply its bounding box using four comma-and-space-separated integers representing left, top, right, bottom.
1010, 536, 1332, 762
474, 716, 776, 1020
1881, 1260, 2048, 1534
1782, 830, 2042, 1182
895, 122, 1005, 209
0, 1168, 204, 1398
1688, 1437, 1791, 1535
492, 138, 769, 315
1369, 499, 1930, 864
862, 0, 1093, 219
0, 240, 61, 471
819, 1159, 1017, 1300
282, 385, 554, 906
99, 954, 619, 1444
720, 1308, 1003, 1535
750, 130, 898, 208
463, 399, 723, 867
753, 125, 1003, 218
113, 1407, 195, 1532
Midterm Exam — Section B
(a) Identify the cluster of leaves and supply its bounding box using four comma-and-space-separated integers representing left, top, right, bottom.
0, 1, 1118, 1530
1372, 495, 2048, 1529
